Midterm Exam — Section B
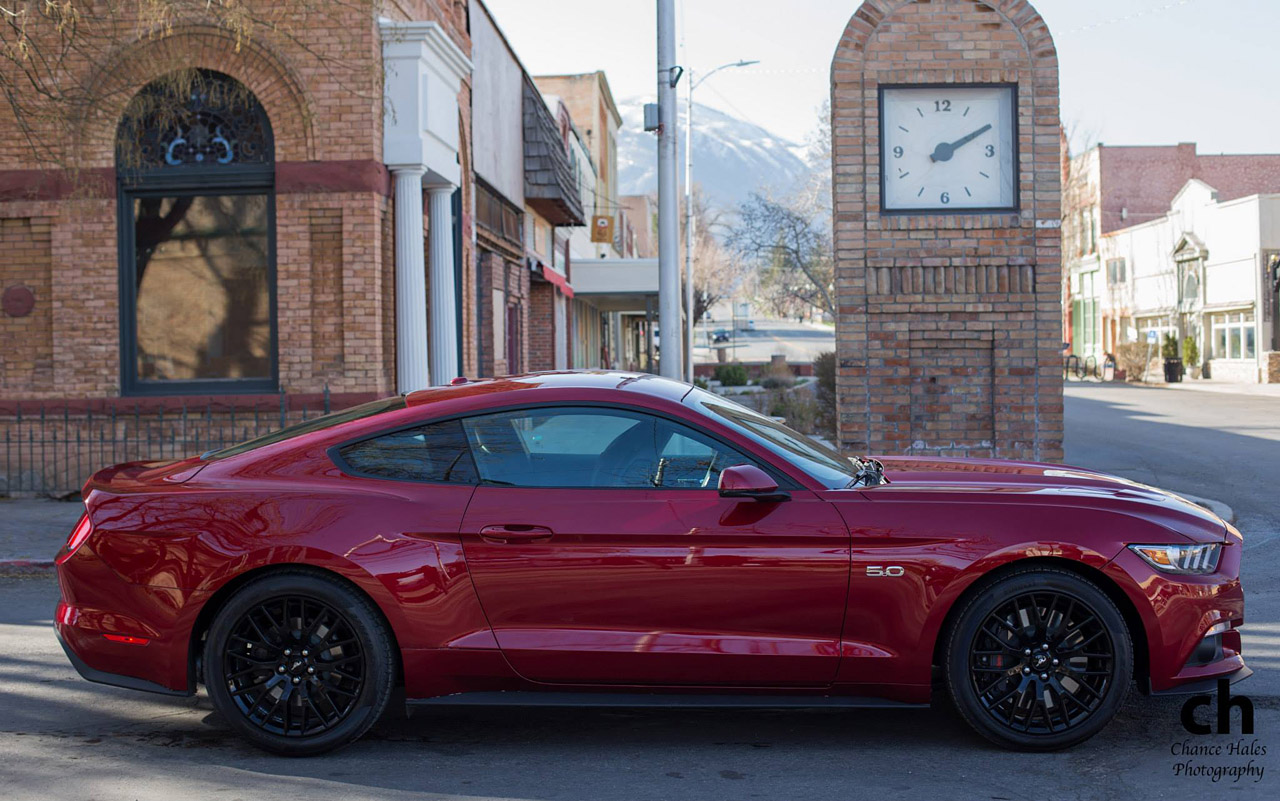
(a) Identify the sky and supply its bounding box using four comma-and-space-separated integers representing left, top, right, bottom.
482, 0, 1278, 157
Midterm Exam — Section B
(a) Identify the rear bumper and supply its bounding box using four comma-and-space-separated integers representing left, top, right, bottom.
55, 546, 204, 695
55, 625, 190, 696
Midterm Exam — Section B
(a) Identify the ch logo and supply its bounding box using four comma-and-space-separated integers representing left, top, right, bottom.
1181, 679, 1254, 735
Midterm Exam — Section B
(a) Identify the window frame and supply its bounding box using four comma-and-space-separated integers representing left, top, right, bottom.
1209, 309, 1257, 361
326, 401, 801, 491
116, 69, 278, 397
117, 175, 279, 396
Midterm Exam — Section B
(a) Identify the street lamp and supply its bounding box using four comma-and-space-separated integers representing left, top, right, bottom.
684, 58, 759, 383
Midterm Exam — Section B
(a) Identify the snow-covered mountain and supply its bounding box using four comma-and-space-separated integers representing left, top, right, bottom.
617, 98, 811, 214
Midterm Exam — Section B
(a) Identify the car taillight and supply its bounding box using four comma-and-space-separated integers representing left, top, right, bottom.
56, 514, 92, 565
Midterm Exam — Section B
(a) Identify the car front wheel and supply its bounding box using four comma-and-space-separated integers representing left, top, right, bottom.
203, 570, 395, 756
945, 567, 1134, 750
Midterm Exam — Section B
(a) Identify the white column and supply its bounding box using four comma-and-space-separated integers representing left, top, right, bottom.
427, 184, 458, 385
394, 168, 429, 393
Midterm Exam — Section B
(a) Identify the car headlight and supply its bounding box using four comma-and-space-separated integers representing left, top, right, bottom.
1128, 543, 1221, 575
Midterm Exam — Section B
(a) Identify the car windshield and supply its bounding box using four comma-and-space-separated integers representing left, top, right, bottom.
203, 396, 408, 460
684, 387, 857, 489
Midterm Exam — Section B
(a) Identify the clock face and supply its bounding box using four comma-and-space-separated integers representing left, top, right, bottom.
880, 85, 1017, 212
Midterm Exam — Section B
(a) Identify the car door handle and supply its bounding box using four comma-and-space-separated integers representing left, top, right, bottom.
479, 524, 555, 544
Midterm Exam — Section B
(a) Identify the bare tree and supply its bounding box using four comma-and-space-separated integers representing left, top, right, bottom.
728, 190, 835, 320
727, 100, 835, 320
680, 185, 746, 323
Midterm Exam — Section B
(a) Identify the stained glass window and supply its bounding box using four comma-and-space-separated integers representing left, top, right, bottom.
118, 70, 273, 171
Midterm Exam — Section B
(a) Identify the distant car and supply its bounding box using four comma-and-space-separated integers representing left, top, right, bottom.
56, 371, 1247, 755
712, 329, 731, 343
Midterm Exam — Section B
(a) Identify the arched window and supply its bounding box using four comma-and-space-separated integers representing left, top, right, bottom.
116, 70, 276, 395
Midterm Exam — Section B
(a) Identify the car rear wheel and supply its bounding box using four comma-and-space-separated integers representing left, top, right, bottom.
203, 570, 395, 756
944, 567, 1133, 751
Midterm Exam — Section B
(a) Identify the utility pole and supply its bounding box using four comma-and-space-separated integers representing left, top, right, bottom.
683, 68, 695, 383
656, 0, 682, 379
683, 59, 758, 383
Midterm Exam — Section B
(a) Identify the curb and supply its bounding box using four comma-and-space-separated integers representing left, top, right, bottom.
1178, 492, 1236, 525
0, 559, 55, 576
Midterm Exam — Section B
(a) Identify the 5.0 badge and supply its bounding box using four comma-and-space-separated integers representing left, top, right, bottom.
866, 566, 905, 577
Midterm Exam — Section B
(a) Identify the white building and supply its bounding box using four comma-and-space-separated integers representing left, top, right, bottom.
1101, 179, 1280, 383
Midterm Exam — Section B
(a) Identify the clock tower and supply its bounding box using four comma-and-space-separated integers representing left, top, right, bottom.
831, 0, 1063, 462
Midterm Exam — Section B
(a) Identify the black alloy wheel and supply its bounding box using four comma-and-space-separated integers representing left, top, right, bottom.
204, 571, 395, 755
223, 596, 364, 737
945, 568, 1133, 751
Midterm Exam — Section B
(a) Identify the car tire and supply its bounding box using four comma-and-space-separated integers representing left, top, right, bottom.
944, 567, 1133, 751
203, 569, 396, 756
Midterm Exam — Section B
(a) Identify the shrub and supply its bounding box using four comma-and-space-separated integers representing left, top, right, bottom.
766, 388, 819, 434
1161, 332, 1180, 360
760, 363, 795, 389
1182, 336, 1199, 370
692, 376, 710, 390
1114, 341, 1150, 381
714, 363, 748, 386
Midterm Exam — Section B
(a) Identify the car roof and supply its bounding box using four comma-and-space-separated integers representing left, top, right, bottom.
403, 370, 692, 409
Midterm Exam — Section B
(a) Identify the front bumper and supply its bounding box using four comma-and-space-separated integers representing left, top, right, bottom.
1146, 664, 1252, 696
1104, 542, 1248, 694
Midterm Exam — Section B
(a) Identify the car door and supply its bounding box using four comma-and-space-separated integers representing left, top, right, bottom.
457, 405, 849, 687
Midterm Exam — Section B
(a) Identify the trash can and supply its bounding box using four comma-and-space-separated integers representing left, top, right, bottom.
1163, 357, 1184, 383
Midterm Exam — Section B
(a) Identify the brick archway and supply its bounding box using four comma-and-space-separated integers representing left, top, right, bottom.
78, 25, 315, 167
829, 0, 1063, 462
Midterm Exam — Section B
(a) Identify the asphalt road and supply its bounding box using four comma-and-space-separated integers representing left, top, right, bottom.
0, 382, 1275, 800
1064, 382, 1280, 699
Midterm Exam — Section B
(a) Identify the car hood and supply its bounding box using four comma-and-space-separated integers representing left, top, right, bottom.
860, 455, 1226, 543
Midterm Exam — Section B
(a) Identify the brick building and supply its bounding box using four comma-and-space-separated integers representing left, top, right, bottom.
1062, 142, 1280, 382
830, 0, 1064, 462
0, 1, 657, 494
1, 2, 478, 493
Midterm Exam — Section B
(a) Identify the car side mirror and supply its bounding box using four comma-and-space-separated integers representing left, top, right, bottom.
718, 464, 791, 503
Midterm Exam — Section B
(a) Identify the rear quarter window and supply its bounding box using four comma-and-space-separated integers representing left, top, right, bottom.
338, 419, 477, 484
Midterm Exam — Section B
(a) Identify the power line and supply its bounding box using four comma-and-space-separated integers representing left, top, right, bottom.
1060, 0, 1206, 36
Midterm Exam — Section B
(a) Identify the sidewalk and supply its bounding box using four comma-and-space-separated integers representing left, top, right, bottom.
1145, 378, 1280, 398
0, 498, 82, 569
1067, 375, 1280, 397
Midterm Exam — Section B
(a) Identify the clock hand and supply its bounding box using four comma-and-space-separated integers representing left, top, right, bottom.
929, 123, 994, 163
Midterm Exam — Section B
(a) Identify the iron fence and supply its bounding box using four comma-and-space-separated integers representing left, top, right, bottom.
2, 387, 333, 497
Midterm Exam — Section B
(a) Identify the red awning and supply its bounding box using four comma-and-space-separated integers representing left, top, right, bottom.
535, 264, 574, 299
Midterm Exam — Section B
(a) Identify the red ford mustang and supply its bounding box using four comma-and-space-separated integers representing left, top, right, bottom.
55, 371, 1247, 755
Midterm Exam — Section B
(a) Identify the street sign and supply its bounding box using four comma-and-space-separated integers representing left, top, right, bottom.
1146, 330, 1158, 344
591, 215, 614, 243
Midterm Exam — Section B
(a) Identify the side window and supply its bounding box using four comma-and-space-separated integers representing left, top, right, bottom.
461, 407, 755, 489
338, 419, 477, 484
656, 423, 754, 489
462, 407, 652, 487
